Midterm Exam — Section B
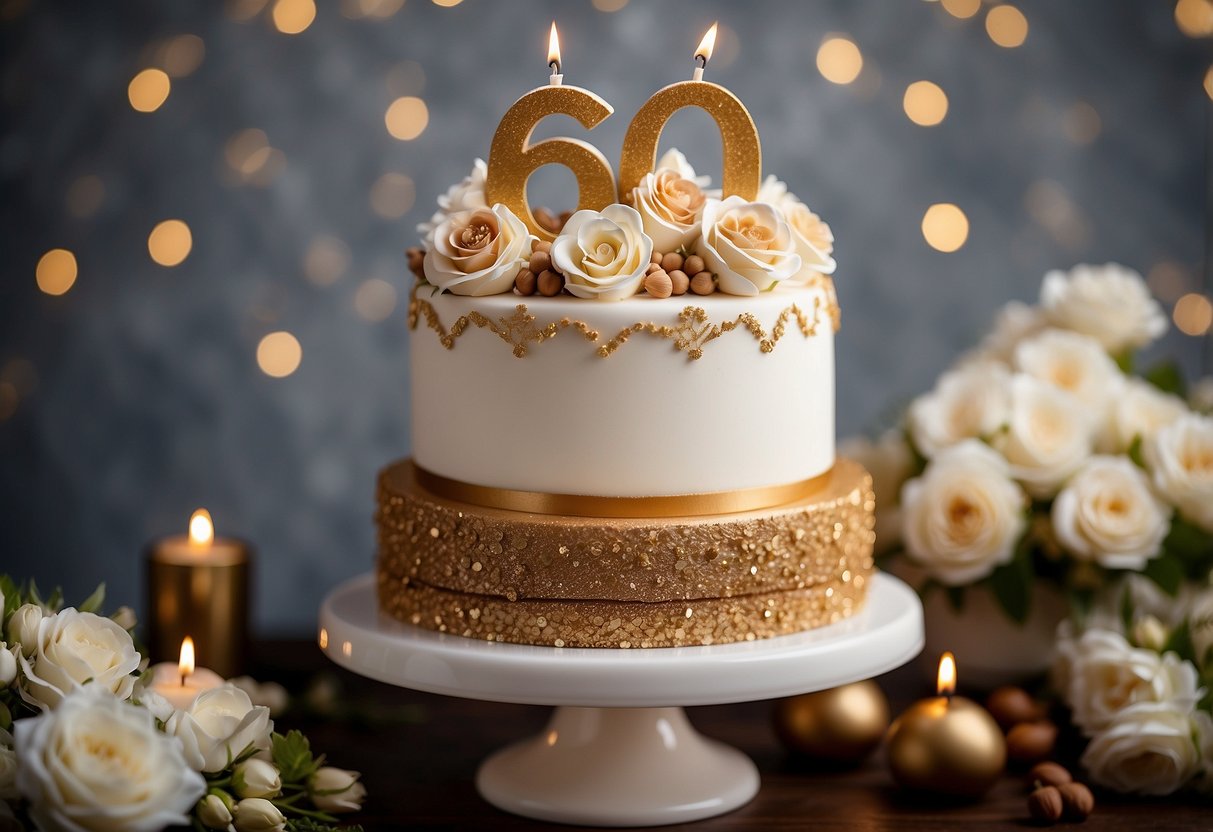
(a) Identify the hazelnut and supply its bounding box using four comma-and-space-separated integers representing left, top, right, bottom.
1058, 782, 1094, 821
690, 271, 715, 295
1028, 762, 1072, 790
1007, 720, 1058, 765
668, 269, 689, 295
534, 240, 552, 254
660, 251, 684, 273
537, 269, 564, 297
558, 210, 573, 229
529, 249, 552, 274
534, 207, 561, 234
646, 261, 664, 275
1027, 786, 1064, 825
645, 269, 673, 299
987, 686, 1045, 730
651, 250, 664, 265
406, 246, 425, 274
683, 254, 705, 276
514, 269, 537, 296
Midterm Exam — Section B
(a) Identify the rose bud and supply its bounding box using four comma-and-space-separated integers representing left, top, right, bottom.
233, 759, 281, 799
196, 791, 235, 830
309, 767, 368, 814
233, 797, 286, 832
0, 644, 16, 686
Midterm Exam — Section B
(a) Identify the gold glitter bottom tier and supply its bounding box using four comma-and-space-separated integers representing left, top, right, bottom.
377, 571, 868, 648
377, 458, 875, 603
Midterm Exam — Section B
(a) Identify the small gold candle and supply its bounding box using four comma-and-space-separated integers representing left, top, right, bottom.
885, 652, 1007, 798
146, 509, 250, 679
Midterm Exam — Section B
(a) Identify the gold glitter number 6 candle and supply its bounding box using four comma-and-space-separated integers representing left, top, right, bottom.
618, 24, 762, 203
485, 23, 617, 241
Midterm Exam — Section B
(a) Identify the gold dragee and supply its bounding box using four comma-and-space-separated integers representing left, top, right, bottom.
618, 80, 761, 203
485, 85, 616, 240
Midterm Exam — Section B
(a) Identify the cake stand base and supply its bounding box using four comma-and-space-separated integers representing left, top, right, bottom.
319, 573, 923, 827
477, 706, 758, 827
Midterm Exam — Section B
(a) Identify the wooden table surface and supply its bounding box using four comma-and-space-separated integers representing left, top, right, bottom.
255, 640, 1210, 831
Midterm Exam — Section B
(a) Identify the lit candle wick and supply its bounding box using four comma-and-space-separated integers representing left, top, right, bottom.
692, 22, 718, 82
547, 22, 563, 87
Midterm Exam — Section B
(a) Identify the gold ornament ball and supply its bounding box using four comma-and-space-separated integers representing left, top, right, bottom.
885, 695, 1007, 798
774, 680, 891, 762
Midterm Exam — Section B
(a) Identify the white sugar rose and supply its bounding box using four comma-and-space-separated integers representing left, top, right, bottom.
1051, 456, 1170, 571
309, 767, 367, 814
15, 690, 205, 832
907, 361, 1011, 457
1082, 701, 1202, 795
995, 374, 1094, 498
552, 204, 653, 301
698, 196, 802, 296
655, 148, 711, 189
7, 602, 42, 655
1144, 414, 1213, 532
1065, 629, 1200, 736
756, 175, 836, 282
1013, 328, 1123, 413
167, 684, 273, 773
901, 440, 1027, 586
1099, 378, 1189, 454
840, 430, 914, 555
1040, 263, 1167, 352
416, 158, 487, 243
18, 607, 141, 710
422, 204, 534, 297
631, 155, 708, 252
0, 727, 15, 801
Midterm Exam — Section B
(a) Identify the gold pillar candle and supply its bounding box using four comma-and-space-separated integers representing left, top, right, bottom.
146, 509, 250, 679
484, 23, 616, 240
774, 680, 890, 763
885, 652, 1007, 798
618, 23, 761, 203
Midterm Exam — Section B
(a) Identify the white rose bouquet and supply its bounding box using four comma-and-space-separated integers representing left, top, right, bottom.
845, 263, 1213, 625
0, 576, 367, 832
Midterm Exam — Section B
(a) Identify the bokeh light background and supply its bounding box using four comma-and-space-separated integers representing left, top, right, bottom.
2, 0, 1210, 633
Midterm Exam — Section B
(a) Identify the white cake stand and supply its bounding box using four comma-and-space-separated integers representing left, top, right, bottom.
319, 573, 923, 827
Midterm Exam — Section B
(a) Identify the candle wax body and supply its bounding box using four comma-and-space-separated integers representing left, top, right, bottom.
148, 661, 225, 710
885, 695, 1006, 797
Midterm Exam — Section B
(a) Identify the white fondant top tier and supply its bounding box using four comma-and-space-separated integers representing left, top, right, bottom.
408, 284, 836, 499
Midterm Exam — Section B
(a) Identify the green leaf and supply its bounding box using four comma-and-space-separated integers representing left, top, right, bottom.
1114, 348, 1134, 375
0, 575, 20, 628
1127, 435, 1146, 469
272, 730, 324, 784
1163, 516, 1213, 573
45, 586, 64, 613
78, 583, 106, 614
988, 541, 1034, 625
1142, 360, 1187, 397
1163, 619, 1197, 664
1143, 554, 1185, 596
1119, 585, 1134, 634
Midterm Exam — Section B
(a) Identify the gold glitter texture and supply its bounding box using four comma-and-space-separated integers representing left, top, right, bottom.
619, 81, 761, 203
408, 286, 837, 361
484, 85, 616, 241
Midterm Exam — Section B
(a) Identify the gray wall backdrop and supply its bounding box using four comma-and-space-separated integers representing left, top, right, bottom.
1, 0, 1210, 634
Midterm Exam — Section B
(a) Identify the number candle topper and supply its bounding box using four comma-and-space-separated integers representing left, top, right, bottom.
485, 23, 617, 240
618, 23, 761, 203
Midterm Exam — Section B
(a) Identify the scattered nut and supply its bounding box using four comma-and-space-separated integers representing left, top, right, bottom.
1027, 786, 1064, 825
644, 269, 673, 299
668, 269, 689, 295
406, 246, 425, 276
1058, 782, 1094, 821
537, 269, 563, 297
660, 251, 684, 273
651, 250, 664, 265
987, 686, 1045, 730
646, 262, 664, 275
1007, 720, 1058, 765
1028, 762, 1072, 790
534, 240, 552, 254
690, 271, 715, 295
529, 249, 552, 274
514, 269, 536, 296
683, 254, 705, 276
558, 210, 573, 228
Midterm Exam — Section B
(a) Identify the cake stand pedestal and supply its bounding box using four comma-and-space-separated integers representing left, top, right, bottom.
319, 574, 923, 827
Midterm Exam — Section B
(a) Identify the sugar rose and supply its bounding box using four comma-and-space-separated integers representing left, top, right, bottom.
417, 158, 488, 243
423, 204, 533, 297
1040, 263, 1167, 352
698, 196, 802, 296
901, 440, 1027, 586
631, 153, 707, 252
167, 685, 273, 774
552, 204, 653, 301
18, 607, 142, 711
756, 175, 835, 282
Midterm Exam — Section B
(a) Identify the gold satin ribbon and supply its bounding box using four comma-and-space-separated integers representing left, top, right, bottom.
413, 463, 833, 518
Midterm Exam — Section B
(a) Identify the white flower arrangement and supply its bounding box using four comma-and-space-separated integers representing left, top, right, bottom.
852, 263, 1213, 626
0, 577, 367, 832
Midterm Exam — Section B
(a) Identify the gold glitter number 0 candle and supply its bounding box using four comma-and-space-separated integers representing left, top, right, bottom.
485, 24, 617, 241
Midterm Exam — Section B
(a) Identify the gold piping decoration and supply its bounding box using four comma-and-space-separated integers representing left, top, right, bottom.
408, 285, 838, 361
413, 462, 834, 518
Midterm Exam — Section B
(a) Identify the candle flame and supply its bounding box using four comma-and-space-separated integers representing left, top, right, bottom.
547, 22, 561, 72
937, 651, 957, 696
188, 508, 214, 546
178, 636, 196, 680
695, 22, 718, 64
